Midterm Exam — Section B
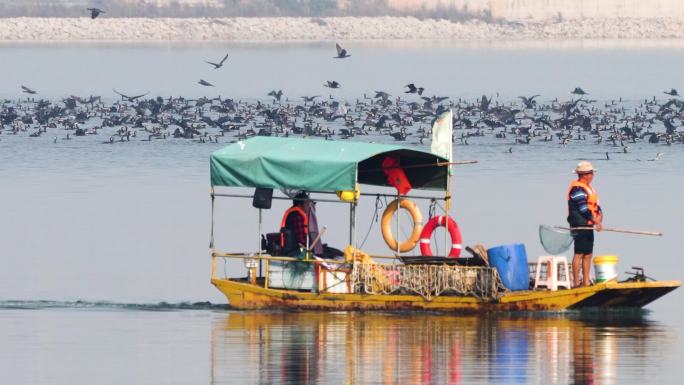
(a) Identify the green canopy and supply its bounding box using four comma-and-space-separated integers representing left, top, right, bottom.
210, 137, 448, 192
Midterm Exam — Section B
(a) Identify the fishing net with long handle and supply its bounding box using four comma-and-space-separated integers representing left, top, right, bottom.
539, 225, 574, 254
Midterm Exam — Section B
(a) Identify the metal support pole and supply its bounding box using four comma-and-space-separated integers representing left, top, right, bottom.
352, 202, 357, 251
210, 187, 215, 250
258, 208, 263, 278
349, 203, 355, 246
306, 201, 310, 260
396, 193, 400, 256
444, 175, 450, 258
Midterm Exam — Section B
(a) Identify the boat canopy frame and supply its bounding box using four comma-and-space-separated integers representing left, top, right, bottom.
209, 137, 457, 285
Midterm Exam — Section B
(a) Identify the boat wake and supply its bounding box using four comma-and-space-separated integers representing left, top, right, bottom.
0, 300, 229, 311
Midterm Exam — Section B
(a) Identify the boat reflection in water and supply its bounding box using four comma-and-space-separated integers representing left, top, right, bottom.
210, 311, 674, 385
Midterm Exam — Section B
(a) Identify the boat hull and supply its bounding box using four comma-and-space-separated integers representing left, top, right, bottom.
212, 278, 680, 312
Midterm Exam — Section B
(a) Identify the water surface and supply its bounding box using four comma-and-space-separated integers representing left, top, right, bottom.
0, 306, 680, 385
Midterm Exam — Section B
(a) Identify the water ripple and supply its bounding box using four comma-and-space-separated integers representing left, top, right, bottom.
0, 299, 229, 311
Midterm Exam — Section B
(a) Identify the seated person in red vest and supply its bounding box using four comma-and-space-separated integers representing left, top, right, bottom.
281, 192, 324, 256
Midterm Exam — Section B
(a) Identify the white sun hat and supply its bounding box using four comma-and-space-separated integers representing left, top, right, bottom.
574, 161, 597, 174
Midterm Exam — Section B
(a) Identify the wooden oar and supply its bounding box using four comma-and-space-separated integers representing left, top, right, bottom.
554, 226, 663, 236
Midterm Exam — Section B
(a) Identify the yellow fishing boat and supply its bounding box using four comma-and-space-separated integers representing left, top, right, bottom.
209, 137, 680, 312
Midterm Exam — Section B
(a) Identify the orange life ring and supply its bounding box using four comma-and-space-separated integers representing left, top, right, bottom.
419, 216, 462, 258
381, 198, 423, 252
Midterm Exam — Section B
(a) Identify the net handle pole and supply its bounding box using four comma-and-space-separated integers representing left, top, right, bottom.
554, 226, 662, 236
210, 187, 215, 250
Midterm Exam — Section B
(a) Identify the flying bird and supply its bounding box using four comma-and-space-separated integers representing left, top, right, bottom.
664, 88, 679, 97
404, 83, 424, 96
267, 90, 283, 101
86, 8, 105, 19
205, 53, 229, 69
518, 94, 540, 109
334, 43, 351, 59
301, 95, 320, 102
324, 80, 341, 89
21, 85, 37, 94
112, 89, 149, 101
422, 95, 449, 104
374, 91, 391, 100
198, 79, 215, 87
571, 87, 588, 95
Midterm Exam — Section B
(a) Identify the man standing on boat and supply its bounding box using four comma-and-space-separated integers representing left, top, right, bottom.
282, 192, 324, 256
567, 161, 603, 287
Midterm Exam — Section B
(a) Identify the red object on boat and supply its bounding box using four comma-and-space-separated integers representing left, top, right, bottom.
382, 156, 412, 195
419, 215, 463, 258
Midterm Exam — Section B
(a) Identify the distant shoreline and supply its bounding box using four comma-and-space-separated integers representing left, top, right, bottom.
1, 17, 684, 42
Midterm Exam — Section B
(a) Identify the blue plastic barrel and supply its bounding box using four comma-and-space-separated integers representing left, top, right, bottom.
486, 244, 530, 291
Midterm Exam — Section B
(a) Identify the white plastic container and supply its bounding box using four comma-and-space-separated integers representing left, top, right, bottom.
319, 269, 351, 293
268, 261, 315, 290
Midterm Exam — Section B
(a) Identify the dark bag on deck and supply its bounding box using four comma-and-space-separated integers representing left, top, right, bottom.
280, 227, 300, 256
262, 233, 282, 255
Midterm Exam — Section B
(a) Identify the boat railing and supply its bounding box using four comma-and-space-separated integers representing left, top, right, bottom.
211, 250, 397, 283
211, 251, 507, 300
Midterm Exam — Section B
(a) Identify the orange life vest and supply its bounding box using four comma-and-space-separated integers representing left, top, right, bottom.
280, 206, 308, 247
567, 180, 600, 224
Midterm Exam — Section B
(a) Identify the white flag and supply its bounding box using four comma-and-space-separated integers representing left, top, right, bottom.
431, 109, 453, 174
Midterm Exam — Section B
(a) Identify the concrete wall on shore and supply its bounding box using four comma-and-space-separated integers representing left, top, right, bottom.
386, 0, 684, 20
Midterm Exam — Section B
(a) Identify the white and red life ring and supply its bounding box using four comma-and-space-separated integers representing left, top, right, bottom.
419, 216, 462, 258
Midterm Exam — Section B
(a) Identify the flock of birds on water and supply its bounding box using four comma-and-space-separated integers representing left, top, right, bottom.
4, 83, 681, 158
2, 13, 684, 159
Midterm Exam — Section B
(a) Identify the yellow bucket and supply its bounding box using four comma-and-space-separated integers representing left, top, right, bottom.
594, 255, 619, 283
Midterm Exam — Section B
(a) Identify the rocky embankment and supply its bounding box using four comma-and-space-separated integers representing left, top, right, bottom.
0, 17, 683, 42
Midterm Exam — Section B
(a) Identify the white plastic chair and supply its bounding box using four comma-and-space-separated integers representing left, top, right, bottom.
534, 256, 572, 291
